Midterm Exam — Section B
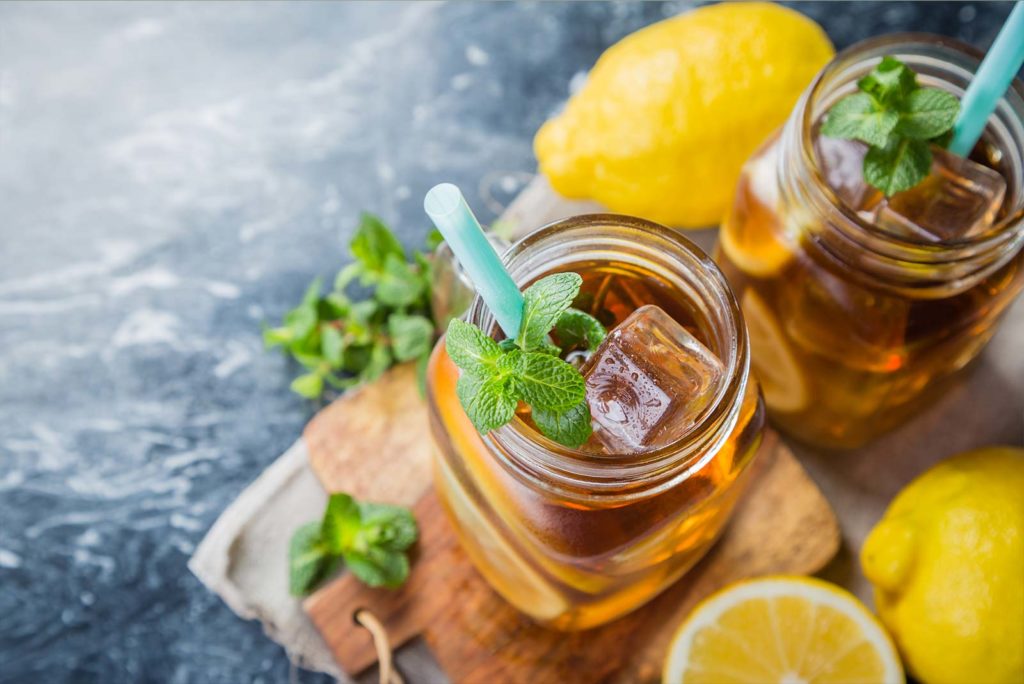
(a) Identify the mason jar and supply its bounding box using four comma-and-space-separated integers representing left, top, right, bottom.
426, 215, 766, 630
716, 34, 1024, 449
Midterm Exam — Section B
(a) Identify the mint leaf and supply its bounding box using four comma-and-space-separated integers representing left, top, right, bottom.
346, 301, 378, 345
263, 325, 293, 348
321, 324, 345, 366
414, 251, 433, 298
824, 56, 958, 197
333, 262, 362, 293
389, 314, 433, 362
359, 503, 418, 551
323, 292, 350, 319
857, 56, 917, 107
281, 307, 314, 339
375, 252, 424, 307
292, 351, 324, 369
290, 491, 419, 595
290, 372, 324, 398
351, 213, 405, 274
446, 318, 502, 376
820, 93, 898, 148
340, 345, 371, 373
499, 337, 561, 355
360, 342, 392, 383
321, 493, 361, 554
284, 291, 319, 340
342, 548, 410, 589
516, 273, 582, 351
289, 522, 336, 596
456, 373, 517, 434
511, 352, 586, 411
895, 88, 960, 140
864, 137, 933, 197
532, 401, 592, 448
323, 372, 359, 391
555, 308, 607, 352
416, 351, 430, 397
301, 277, 323, 307
538, 341, 563, 356
425, 228, 444, 251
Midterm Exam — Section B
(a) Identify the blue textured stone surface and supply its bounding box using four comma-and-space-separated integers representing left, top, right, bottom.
0, 2, 1015, 682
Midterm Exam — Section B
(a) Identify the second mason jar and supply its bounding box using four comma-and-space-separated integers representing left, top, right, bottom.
717, 34, 1024, 449
426, 215, 765, 630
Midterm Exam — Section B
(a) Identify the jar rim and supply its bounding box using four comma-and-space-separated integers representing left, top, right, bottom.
466, 213, 751, 496
785, 32, 1024, 293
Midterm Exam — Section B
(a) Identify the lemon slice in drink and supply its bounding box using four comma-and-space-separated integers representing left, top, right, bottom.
718, 146, 795, 278
664, 576, 904, 684
740, 289, 808, 413
719, 221, 793, 279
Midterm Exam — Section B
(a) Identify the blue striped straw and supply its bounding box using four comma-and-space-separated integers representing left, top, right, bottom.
949, 2, 1024, 156
423, 183, 524, 338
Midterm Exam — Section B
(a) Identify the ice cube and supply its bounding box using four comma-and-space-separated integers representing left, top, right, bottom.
871, 147, 1007, 242
814, 136, 881, 211
581, 305, 725, 453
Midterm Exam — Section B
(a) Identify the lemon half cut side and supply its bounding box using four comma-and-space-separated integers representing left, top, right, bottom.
664, 576, 903, 684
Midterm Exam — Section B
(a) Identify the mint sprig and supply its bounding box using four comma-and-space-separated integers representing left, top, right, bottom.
516, 272, 582, 351
264, 213, 437, 398
445, 273, 605, 448
289, 492, 418, 596
821, 56, 960, 197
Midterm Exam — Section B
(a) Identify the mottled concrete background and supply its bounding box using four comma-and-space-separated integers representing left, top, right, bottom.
0, 3, 1016, 683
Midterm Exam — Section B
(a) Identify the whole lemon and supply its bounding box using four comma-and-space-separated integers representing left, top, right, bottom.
861, 447, 1024, 684
534, 2, 833, 228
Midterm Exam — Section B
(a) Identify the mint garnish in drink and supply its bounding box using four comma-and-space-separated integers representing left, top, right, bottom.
289, 492, 418, 595
445, 272, 605, 448
821, 56, 960, 196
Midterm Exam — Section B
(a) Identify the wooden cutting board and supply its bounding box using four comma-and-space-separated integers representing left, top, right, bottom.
301, 177, 839, 682
302, 363, 840, 683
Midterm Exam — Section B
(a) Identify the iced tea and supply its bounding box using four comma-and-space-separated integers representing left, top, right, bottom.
716, 37, 1024, 449
427, 216, 765, 629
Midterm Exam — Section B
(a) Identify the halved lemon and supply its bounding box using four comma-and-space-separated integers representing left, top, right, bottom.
664, 576, 904, 684
740, 290, 808, 413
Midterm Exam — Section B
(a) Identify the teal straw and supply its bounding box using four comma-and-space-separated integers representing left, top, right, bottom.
424, 183, 524, 338
949, 2, 1024, 156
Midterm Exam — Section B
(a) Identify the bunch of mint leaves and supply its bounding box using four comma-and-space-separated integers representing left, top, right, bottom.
264, 213, 441, 399
821, 56, 960, 196
445, 272, 606, 448
290, 492, 418, 595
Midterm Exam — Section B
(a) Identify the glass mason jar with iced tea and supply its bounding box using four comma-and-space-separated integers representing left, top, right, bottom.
426, 215, 766, 630
717, 35, 1024, 449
